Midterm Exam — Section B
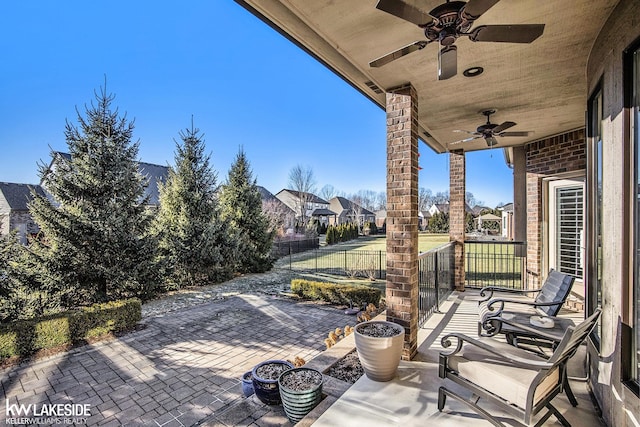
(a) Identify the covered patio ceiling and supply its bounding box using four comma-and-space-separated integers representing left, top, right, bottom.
235, 0, 618, 154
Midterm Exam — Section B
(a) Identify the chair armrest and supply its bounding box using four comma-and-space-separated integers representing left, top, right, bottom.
479, 286, 542, 302
440, 333, 552, 370
486, 297, 565, 312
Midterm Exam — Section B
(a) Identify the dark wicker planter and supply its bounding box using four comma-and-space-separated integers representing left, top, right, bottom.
278, 368, 324, 423
251, 360, 294, 405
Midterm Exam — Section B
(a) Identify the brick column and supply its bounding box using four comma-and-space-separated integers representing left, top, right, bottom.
385, 84, 419, 360
449, 149, 465, 291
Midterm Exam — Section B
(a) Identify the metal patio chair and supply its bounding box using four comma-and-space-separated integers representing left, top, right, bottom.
478, 269, 575, 337
438, 309, 601, 427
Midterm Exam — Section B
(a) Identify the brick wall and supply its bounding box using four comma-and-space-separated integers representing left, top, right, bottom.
449, 149, 466, 291
385, 85, 419, 360
525, 129, 586, 287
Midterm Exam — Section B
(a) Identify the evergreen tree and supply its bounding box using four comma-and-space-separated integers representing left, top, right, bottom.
220, 148, 275, 273
154, 125, 236, 288
0, 230, 15, 319
23, 85, 157, 306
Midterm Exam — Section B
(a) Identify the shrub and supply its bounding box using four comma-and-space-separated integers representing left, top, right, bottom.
290, 279, 381, 306
0, 298, 141, 361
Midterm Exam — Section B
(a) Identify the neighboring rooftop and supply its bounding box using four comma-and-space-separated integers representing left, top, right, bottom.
0, 182, 47, 211
45, 152, 169, 206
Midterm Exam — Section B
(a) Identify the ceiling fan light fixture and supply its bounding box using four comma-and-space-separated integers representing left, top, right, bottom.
463, 66, 484, 77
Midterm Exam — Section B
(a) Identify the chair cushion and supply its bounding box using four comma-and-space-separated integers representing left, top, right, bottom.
447, 339, 560, 409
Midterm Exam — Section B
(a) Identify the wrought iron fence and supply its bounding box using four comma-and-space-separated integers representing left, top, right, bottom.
272, 238, 319, 258
464, 240, 526, 289
277, 239, 522, 325
418, 242, 455, 326
280, 247, 386, 279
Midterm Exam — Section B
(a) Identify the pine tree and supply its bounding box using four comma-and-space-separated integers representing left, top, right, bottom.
219, 148, 275, 273
23, 85, 157, 306
154, 125, 236, 288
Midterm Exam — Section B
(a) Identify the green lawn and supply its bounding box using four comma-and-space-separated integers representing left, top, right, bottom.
320, 233, 450, 253
281, 233, 524, 289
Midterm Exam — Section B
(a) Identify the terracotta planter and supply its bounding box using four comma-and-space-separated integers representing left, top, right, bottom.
251, 360, 294, 405
354, 320, 404, 382
278, 368, 323, 423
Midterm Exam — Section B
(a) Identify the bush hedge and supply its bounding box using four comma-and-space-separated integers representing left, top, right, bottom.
0, 298, 141, 361
290, 279, 381, 306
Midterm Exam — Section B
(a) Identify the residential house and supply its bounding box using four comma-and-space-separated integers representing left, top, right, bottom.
471, 205, 492, 216
258, 186, 295, 234
499, 203, 514, 240
0, 182, 47, 243
275, 189, 335, 225
237, 1, 639, 424
418, 210, 431, 231
427, 202, 472, 216
374, 209, 386, 230
328, 196, 375, 226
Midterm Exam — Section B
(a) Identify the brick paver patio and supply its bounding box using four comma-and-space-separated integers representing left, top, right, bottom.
1, 293, 353, 426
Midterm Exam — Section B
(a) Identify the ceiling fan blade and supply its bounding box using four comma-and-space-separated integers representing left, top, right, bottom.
485, 136, 499, 146
500, 131, 532, 137
492, 121, 516, 133
461, 0, 500, 19
469, 24, 545, 43
369, 40, 430, 68
376, 0, 432, 26
450, 136, 480, 145
453, 129, 478, 135
438, 45, 457, 80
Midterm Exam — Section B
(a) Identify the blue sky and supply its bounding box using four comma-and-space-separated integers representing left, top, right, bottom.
0, 1, 513, 208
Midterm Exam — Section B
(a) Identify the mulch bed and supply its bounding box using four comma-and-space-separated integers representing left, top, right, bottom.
324, 349, 364, 384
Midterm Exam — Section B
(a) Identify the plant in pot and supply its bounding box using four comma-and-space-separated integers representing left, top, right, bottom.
278, 367, 324, 424
241, 371, 254, 397
354, 320, 404, 382
251, 359, 294, 405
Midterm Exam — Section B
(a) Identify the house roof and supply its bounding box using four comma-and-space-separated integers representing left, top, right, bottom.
432, 202, 473, 214
499, 203, 514, 212
277, 189, 329, 205
311, 208, 337, 216
47, 152, 169, 206
0, 182, 47, 211
472, 205, 492, 216
138, 162, 169, 205
257, 185, 277, 202
329, 196, 375, 216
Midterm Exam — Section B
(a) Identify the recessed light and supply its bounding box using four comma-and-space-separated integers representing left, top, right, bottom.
463, 66, 484, 77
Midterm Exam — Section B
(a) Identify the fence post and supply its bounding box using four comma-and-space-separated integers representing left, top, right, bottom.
378, 250, 383, 279
315, 248, 318, 272
289, 243, 292, 270
344, 250, 347, 272
434, 250, 440, 313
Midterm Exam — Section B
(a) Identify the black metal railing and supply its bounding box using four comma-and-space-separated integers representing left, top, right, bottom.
281, 247, 386, 279
464, 240, 526, 289
418, 242, 455, 326
272, 238, 320, 258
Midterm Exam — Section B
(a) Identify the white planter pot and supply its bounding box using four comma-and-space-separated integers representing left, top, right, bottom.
354, 320, 405, 382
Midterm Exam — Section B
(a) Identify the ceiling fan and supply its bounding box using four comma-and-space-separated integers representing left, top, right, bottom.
450, 109, 532, 146
369, 0, 545, 80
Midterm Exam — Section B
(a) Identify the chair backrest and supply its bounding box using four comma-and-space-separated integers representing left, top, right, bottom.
548, 308, 601, 365
534, 269, 575, 316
